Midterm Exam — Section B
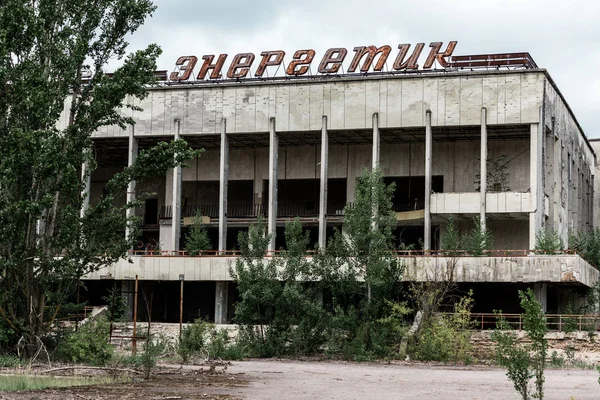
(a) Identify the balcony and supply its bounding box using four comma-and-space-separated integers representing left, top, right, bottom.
159, 201, 350, 220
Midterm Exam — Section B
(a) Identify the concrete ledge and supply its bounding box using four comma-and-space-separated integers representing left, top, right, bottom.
83, 255, 599, 287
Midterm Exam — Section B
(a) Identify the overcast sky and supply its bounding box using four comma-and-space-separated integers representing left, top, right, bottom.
121, 0, 599, 137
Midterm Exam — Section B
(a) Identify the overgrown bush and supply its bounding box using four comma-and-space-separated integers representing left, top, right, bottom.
493, 289, 547, 400
570, 228, 600, 268
179, 319, 243, 362
56, 317, 113, 365
411, 293, 475, 363
179, 319, 211, 362
463, 218, 493, 256
535, 230, 563, 254
185, 211, 212, 256
0, 355, 22, 368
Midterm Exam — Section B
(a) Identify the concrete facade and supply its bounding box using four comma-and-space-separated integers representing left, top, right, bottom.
81, 67, 597, 322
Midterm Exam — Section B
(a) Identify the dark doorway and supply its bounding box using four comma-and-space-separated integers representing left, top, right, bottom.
144, 199, 158, 225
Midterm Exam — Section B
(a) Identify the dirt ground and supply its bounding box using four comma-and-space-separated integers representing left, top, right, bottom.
1, 360, 600, 400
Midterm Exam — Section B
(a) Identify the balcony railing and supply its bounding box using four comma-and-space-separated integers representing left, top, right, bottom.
160, 201, 351, 220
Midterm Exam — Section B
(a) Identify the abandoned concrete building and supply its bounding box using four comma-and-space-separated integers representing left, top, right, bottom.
77, 49, 599, 324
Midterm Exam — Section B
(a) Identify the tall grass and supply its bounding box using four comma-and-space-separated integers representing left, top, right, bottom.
0, 375, 118, 391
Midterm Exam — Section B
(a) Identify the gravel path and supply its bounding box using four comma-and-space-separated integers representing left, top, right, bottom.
226, 360, 600, 400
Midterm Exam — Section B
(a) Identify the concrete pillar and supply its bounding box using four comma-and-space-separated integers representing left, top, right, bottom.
480, 108, 487, 232
80, 161, 91, 218
214, 281, 228, 324
171, 120, 182, 253
372, 113, 380, 169
424, 110, 432, 251
218, 119, 229, 253
371, 113, 381, 232
529, 113, 544, 250
125, 126, 138, 240
267, 117, 278, 252
121, 280, 135, 321
533, 283, 548, 313
318, 116, 329, 249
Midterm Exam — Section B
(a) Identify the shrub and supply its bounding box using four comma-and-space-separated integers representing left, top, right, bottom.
411, 293, 475, 364
493, 289, 547, 400
185, 211, 212, 256
56, 317, 113, 366
535, 230, 563, 255
179, 319, 211, 362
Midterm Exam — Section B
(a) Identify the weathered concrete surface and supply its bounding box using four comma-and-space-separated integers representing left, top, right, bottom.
224, 360, 599, 400
83, 254, 599, 287
75, 70, 546, 138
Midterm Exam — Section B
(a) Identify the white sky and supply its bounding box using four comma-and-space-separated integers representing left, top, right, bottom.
119, 0, 600, 137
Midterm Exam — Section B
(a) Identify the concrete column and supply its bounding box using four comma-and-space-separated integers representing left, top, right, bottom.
171, 120, 182, 253
529, 112, 544, 250
121, 280, 135, 321
267, 118, 278, 252
318, 116, 329, 249
80, 161, 91, 218
480, 108, 487, 232
424, 110, 432, 251
218, 119, 229, 253
372, 113, 380, 169
533, 283, 548, 313
214, 281, 229, 324
125, 126, 138, 240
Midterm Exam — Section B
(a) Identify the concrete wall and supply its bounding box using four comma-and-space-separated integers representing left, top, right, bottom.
543, 80, 595, 245
172, 138, 530, 206
83, 254, 599, 287
64, 71, 546, 138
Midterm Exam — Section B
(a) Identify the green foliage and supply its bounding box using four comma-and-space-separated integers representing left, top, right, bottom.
493, 289, 548, 400
179, 319, 244, 362
233, 218, 326, 357
569, 229, 600, 269
535, 230, 563, 254
185, 211, 212, 255
440, 216, 461, 255
463, 218, 493, 256
0, 0, 201, 350
0, 354, 22, 368
179, 319, 212, 362
102, 286, 127, 322
412, 292, 475, 363
56, 317, 113, 366
231, 169, 405, 360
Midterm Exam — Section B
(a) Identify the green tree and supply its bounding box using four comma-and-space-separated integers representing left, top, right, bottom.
184, 211, 212, 255
232, 218, 325, 357
463, 217, 493, 256
535, 230, 563, 254
493, 288, 548, 400
0, 1, 199, 353
316, 168, 403, 357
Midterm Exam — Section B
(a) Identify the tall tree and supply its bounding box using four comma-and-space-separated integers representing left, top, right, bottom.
0, 0, 198, 352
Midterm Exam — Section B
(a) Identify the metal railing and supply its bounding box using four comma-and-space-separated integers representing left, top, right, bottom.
128, 248, 578, 258
440, 312, 600, 332
160, 202, 354, 220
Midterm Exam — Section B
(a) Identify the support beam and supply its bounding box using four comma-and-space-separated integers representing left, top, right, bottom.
529, 111, 544, 250
214, 281, 229, 324
218, 119, 229, 253
318, 116, 329, 249
372, 113, 380, 169
267, 118, 278, 252
171, 120, 182, 253
533, 282, 548, 313
125, 126, 138, 241
80, 161, 91, 218
424, 110, 432, 251
121, 280, 135, 321
480, 108, 487, 232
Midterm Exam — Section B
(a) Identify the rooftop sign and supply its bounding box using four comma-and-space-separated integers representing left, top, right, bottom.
169, 41, 458, 82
